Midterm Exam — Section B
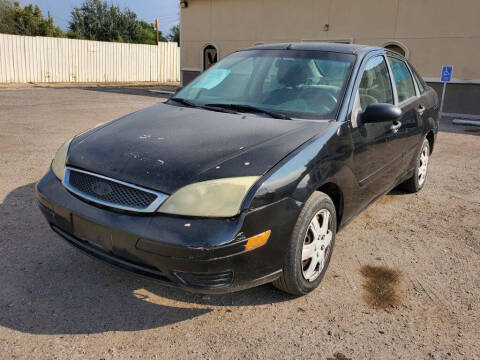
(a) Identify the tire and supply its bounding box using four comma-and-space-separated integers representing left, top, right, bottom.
398, 138, 430, 193
273, 191, 336, 296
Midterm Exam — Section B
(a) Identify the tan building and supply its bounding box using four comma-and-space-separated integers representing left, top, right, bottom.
180, 0, 480, 117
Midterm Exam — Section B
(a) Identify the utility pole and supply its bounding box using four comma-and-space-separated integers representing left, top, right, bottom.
154, 18, 159, 44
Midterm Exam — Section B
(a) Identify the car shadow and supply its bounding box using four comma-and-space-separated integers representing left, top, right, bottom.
386, 188, 406, 196
0, 183, 293, 335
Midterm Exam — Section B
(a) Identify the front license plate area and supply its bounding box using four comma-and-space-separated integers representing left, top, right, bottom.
73, 216, 111, 250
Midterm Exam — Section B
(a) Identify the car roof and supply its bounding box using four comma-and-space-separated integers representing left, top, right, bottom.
242, 42, 379, 56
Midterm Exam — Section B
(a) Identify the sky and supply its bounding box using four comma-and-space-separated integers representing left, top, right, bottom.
30, 0, 180, 35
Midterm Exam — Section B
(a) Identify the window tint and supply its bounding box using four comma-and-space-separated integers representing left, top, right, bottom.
388, 57, 416, 102
358, 56, 394, 110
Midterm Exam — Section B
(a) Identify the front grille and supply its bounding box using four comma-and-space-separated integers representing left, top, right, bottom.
64, 168, 168, 213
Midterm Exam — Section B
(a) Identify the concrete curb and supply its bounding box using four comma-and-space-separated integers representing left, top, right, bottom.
452, 119, 480, 127
148, 90, 174, 95
443, 112, 480, 120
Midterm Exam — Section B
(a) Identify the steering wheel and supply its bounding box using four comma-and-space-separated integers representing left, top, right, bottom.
300, 88, 338, 112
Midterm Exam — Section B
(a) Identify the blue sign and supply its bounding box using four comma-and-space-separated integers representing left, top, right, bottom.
441, 66, 453, 82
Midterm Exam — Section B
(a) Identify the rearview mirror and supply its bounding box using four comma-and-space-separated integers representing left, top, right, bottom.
359, 103, 402, 125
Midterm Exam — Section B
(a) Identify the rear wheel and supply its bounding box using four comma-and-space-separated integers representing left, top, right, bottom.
398, 138, 430, 193
273, 191, 336, 296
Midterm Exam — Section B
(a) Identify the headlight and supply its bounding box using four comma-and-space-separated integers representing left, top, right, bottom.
158, 177, 260, 217
51, 123, 106, 182
51, 139, 72, 181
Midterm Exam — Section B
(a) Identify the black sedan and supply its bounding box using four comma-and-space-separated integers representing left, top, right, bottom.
36, 43, 438, 295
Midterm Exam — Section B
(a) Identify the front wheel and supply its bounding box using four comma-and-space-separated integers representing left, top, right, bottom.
398, 138, 430, 193
273, 191, 336, 296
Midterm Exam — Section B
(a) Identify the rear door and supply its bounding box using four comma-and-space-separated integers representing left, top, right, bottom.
386, 56, 424, 175
409, 61, 439, 140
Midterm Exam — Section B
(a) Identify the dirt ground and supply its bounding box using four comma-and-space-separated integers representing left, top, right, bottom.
0, 88, 479, 360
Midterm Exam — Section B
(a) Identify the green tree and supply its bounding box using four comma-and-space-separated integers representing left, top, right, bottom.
0, 0, 63, 37
137, 21, 167, 45
0, 0, 16, 33
167, 24, 179, 44
69, 0, 165, 45
69, 0, 117, 41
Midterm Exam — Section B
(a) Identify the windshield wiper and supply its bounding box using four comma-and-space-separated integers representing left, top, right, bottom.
205, 103, 292, 120
170, 97, 199, 108
170, 98, 238, 114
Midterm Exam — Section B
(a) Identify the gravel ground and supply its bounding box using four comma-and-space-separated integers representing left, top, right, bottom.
0, 88, 479, 360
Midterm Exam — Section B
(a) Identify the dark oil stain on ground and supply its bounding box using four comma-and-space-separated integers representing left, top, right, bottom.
327, 352, 352, 360
360, 264, 402, 309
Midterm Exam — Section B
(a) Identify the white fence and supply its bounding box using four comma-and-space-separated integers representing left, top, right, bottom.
0, 33, 180, 83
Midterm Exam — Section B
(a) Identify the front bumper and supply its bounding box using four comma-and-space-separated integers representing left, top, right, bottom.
36, 170, 302, 294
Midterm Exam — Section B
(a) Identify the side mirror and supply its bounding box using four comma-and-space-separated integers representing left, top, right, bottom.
359, 103, 402, 125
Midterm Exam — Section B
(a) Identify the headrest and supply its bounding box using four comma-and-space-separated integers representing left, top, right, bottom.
360, 71, 373, 88
276, 59, 310, 87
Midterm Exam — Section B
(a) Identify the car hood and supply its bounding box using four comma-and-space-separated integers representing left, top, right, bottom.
68, 103, 331, 194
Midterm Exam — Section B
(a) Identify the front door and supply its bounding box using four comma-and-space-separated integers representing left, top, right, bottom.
348, 55, 401, 210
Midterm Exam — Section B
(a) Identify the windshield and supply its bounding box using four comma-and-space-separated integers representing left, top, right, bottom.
174, 49, 355, 120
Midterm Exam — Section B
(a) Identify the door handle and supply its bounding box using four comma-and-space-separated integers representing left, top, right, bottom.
390, 120, 402, 132
418, 104, 426, 115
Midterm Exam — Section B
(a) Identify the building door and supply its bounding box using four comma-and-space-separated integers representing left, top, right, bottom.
203, 45, 218, 71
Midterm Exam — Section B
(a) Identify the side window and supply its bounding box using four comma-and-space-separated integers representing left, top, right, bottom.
388, 57, 417, 102
410, 64, 426, 94
358, 56, 394, 110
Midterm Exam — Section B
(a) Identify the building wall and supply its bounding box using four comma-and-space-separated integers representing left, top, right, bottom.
428, 82, 480, 115
181, 0, 480, 115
